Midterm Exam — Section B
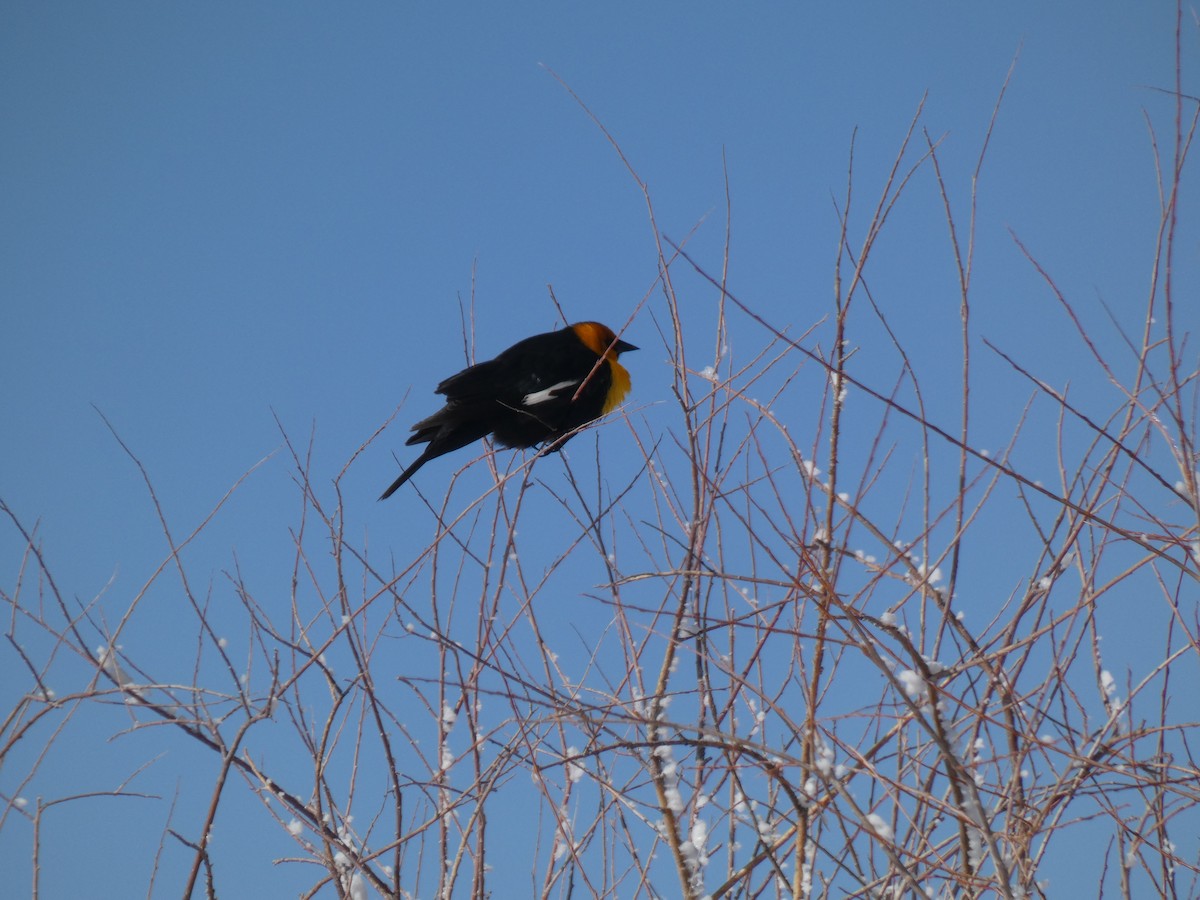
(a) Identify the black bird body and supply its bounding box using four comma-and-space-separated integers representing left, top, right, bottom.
380, 321, 635, 499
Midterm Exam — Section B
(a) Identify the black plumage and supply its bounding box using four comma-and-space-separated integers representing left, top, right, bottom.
380, 322, 635, 499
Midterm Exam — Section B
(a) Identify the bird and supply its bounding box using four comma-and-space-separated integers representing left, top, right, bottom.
379, 321, 636, 499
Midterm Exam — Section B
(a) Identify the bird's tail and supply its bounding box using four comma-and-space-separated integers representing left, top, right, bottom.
378, 451, 432, 500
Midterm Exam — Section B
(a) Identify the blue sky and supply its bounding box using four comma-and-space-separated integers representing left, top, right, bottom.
2, 3, 1195, 897
2, 4, 1180, 571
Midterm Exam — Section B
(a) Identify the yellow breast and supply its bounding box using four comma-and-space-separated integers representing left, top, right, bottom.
604, 359, 632, 413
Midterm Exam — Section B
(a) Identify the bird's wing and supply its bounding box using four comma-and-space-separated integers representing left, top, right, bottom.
434, 359, 504, 399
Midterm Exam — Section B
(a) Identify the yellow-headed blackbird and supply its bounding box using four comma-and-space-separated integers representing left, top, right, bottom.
379, 321, 636, 499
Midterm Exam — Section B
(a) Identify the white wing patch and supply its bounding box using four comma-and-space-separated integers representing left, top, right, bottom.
523, 379, 579, 407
